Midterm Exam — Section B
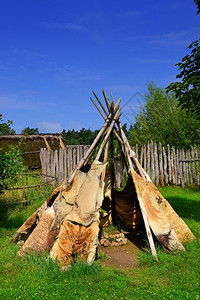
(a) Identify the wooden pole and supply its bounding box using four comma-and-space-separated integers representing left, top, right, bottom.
90, 97, 106, 120
95, 108, 121, 160
101, 142, 109, 182
66, 112, 113, 185
93, 91, 109, 117
118, 123, 151, 181
102, 89, 111, 111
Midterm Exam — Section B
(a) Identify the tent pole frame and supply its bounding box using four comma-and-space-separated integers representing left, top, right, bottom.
90, 90, 158, 260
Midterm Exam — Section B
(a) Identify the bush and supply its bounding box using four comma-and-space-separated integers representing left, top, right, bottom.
0, 146, 25, 189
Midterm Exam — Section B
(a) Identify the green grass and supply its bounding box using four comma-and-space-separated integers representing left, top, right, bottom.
0, 185, 199, 299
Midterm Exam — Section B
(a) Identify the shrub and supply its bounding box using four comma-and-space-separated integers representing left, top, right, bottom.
0, 146, 25, 189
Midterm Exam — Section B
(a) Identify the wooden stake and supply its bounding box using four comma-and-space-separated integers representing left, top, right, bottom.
93, 91, 109, 117
102, 89, 111, 111
95, 108, 121, 160
66, 112, 112, 185
118, 123, 151, 181
101, 142, 109, 182
90, 97, 106, 120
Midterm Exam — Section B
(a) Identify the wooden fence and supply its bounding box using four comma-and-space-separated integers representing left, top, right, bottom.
40, 145, 90, 184
133, 141, 199, 187
40, 142, 199, 187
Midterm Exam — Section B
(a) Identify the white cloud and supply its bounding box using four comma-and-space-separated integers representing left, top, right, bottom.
37, 121, 63, 133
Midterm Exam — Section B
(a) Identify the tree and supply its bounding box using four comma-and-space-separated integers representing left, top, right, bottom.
0, 114, 16, 135
61, 128, 99, 145
167, 40, 200, 118
21, 127, 39, 135
129, 82, 200, 148
194, 0, 200, 14
167, 1, 200, 117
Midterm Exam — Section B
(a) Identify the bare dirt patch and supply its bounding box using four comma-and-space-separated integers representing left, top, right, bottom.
98, 231, 147, 269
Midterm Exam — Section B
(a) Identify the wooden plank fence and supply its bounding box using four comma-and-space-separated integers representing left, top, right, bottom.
40, 142, 199, 187
40, 145, 90, 184
133, 141, 199, 187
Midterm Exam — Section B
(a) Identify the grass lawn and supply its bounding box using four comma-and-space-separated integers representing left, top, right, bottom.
0, 186, 199, 300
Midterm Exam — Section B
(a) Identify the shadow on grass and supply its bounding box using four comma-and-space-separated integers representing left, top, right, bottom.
0, 199, 29, 231
166, 196, 200, 222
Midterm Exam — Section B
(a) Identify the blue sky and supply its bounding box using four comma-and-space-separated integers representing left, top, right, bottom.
0, 0, 199, 133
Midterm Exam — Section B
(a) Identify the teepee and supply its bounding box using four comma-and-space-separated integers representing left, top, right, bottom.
13, 90, 195, 264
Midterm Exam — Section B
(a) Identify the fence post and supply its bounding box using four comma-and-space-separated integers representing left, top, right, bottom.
63, 148, 67, 180
162, 146, 168, 185
154, 142, 159, 186
140, 145, 144, 167
167, 144, 172, 184
172, 147, 177, 185
158, 142, 164, 186
46, 150, 51, 182
147, 142, 150, 176
73, 147, 76, 170
176, 149, 180, 185
143, 144, 147, 172
195, 148, 200, 186
50, 151, 56, 185
58, 148, 63, 183
150, 140, 155, 183
179, 149, 184, 187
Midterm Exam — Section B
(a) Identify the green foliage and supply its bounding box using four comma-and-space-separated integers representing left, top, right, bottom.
62, 128, 99, 145
21, 127, 39, 135
167, 40, 200, 118
0, 146, 25, 189
0, 114, 16, 135
194, 0, 200, 14
129, 82, 200, 148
